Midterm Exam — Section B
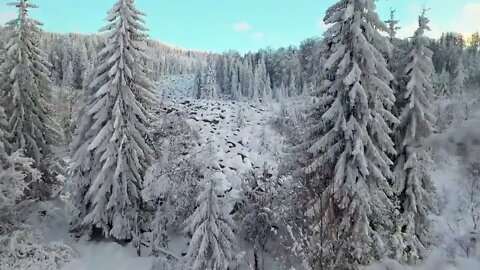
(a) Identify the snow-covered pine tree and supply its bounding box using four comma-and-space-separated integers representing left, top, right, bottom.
240, 59, 254, 98
237, 168, 277, 269
0, 106, 42, 233
62, 61, 75, 90
0, 0, 56, 169
274, 82, 286, 101
384, 8, 408, 118
265, 74, 272, 101
436, 68, 451, 96
288, 73, 297, 97
385, 8, 401, 42
393, 10, 436, 264
184, 175, 237, 270
253, 57, 271, 102
82, 62, 96, 90
303, 0, 398, 268
466, 32, 480, 85
453, 58, 467, 93
193, 69, 203, 99
221, 58, 230, 95
202, 60, 218, 100
231, 67, 242, 101
69, 0, 155, 241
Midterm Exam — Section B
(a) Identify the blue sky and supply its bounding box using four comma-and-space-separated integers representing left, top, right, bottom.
0, 0, 479, 53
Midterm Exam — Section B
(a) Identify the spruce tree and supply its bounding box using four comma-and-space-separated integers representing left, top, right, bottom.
202, 60, 218, 100
237, 169, 276, 269
231, 68, 242, 101
0, 0, 55, 168
0, 106, 42, 233
303, 0, 398, 268
453, 58, 467, 92
288, 73, 296, 97
253, 57, 271, 101
385, 8, 401, 42
393, 10, 436, 264
184, 176, 236, 270
436, 68, 451, 96
69, 0, 155, 241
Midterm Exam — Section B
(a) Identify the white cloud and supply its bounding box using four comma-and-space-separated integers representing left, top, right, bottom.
0, 10, 16, 25
398, 2, 480, 39
253, 32, 264, 39
233, 22, 252, 32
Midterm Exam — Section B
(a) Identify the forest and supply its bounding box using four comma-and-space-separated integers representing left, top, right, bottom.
1, 0, 480, 269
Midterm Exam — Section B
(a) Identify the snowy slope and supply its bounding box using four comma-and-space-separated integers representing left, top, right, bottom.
17, 74, 287, 270
157, 74, 285, 200
21, 75, 480, 270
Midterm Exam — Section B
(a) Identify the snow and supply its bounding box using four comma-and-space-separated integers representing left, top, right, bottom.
1, 1, 479, 269
63, 242, 153, 270
4, 72, 479, 270
158, 74, 286, 205
8, 73, 287, 269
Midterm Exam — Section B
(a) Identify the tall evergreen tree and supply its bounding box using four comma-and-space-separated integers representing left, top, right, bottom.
436, 68, 451, 96
385, 8, 401, 42
288, 72, 297, 97
231, 67, 242, 101
201, 60, 218, 100
184, 176, 236, 270
384, 8, 406, 117
0, 0, 55, 167
0, 106, 42, 232
303, 0, 398, 268
253, 57, 271, 101
453, 57, 467, 92
393, 10, 436, 264
69, 0, 155, 241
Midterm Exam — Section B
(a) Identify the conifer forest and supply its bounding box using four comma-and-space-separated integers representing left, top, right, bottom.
1, 0, 480, 269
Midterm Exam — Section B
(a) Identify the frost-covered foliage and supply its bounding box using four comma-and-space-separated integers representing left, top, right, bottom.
385, 9, 401, 42
0, 0, 56, 168
37, 31, 211, 90
0, 229, 76, 270
384, 9, 409, 117
142, 107, 201, 255
236, 167, 278, 269
253, 57, 272, 101
393, 10, 437, 264
302, 0, 399, 268
69, 0, 155, 241
0, 107, 42, 233
465, 33, 480, 87
436, 68, 451, 97
0, 150, 42, 233
452, 58, 467, 92
184, 176, 237, 270
199, 59, 219, 100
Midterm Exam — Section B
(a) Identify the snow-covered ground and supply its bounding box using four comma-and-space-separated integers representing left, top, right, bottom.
158, 75, 285, 199
10, 76, 480, 270
15, 74, 287, 270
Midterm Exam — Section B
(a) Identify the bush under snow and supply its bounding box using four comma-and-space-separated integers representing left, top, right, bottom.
0, 229, 76, 270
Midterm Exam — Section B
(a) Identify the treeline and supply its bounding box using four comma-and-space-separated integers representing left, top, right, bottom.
193, 31, 480, 101
36, 32, 212, 90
